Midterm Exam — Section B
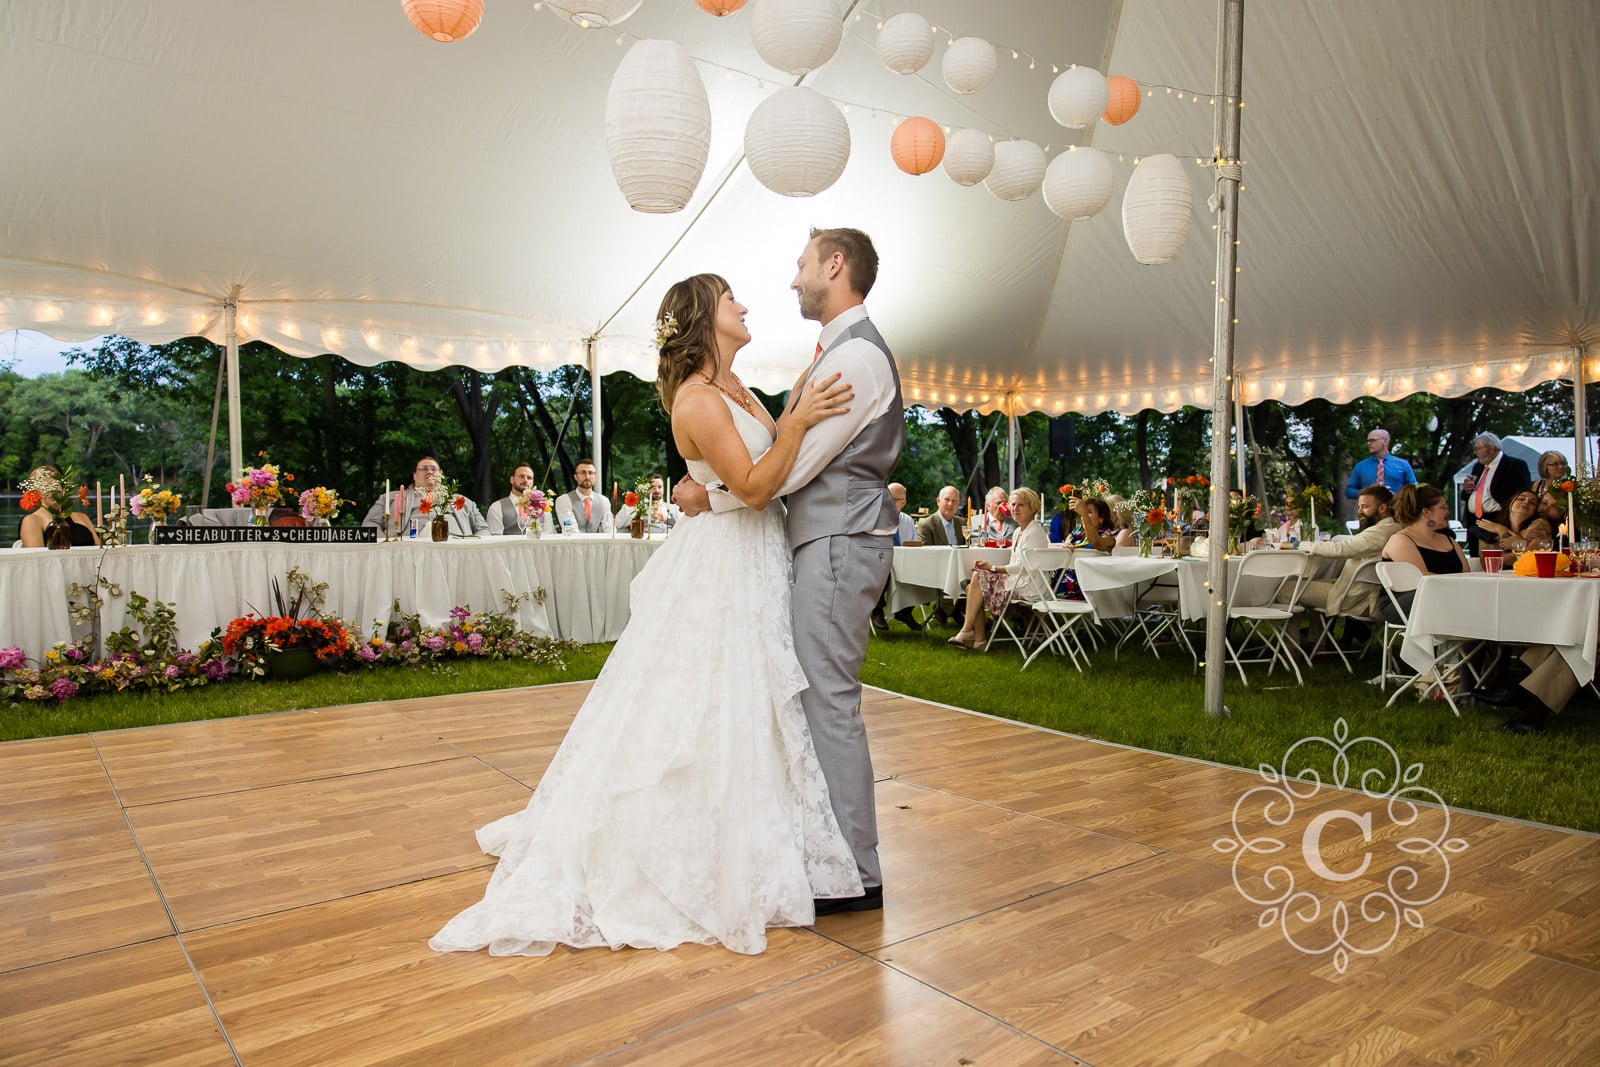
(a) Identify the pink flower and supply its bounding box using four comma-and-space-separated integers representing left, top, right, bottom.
230, 485, 251, 505
357, 646, 377, 662
49, 678, 78, 702
249, 469, 273, 487
163, 665, 183, 680
425, 635, 448, 652
0, 646, 25, 670
129, 496, 145, 517
466, 633, 484, 651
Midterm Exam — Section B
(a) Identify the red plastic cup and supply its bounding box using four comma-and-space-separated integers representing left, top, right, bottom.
1480, 548, 1503, 574
1533, 551, 1559, 578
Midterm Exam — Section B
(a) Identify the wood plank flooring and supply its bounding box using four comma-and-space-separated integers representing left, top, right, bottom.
2, 684, 1596, 1066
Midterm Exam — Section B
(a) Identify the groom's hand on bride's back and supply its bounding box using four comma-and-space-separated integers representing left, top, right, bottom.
674, 477, 711, 517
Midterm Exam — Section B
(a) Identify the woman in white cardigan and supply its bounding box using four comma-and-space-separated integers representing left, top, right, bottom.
949, 487, 1049, 650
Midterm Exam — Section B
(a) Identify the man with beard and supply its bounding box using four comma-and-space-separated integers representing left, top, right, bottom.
1295, 484, 1397, 641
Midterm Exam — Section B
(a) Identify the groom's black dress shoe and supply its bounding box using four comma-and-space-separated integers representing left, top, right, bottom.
813, 886, 883, 917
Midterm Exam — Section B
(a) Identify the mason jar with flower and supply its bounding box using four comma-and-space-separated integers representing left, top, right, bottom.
298, 486, 347, 528
227, 452, 290, 525
514, 485, 549, 537
129, 474, 183, 542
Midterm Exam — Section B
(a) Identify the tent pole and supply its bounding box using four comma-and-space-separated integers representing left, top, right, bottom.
201, 340, 226, 509
1204, 0, 1245, 721
225, 288, 243, 485
1007, 395, 1018, 488
1575, 343, 1589, 478
587, 337, 602, 485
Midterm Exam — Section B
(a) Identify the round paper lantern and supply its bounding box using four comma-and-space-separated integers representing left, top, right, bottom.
540, 0, 641, 28
891, 117, 944, 175
744, 87, 851, 196
942, 127, 994, 186
1103, 74, 1141, 125
877, 12, 933, 74
942, 37, 996, 94
695, 0, 749, 13
984, 140, 1046, 201
1049, 66, 1109, 129
605, 40, 712, 213
1043, 147, 1114, 220
751, 0, 842, 76
1122, 154, 1192, 264
402, 0, 483, 42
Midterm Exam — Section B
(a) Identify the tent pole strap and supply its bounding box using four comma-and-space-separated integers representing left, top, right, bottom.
225, 288, 243, 487
1007, 394, 1018, 489
1575, 343, 1589, 478
1204, 0, 1245, 721
587, 337, 602, 487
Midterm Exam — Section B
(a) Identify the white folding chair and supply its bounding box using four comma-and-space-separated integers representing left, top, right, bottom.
1224, 550, 1311, 685
1376, 562, 1480, 717
1017, 547, 1098, 671
1305, 557, 1381, 674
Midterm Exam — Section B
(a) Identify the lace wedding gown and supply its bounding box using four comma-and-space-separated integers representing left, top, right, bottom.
430, 396, 862, 957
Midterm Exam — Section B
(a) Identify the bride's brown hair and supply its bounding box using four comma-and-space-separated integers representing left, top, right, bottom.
655, 273, 730, 414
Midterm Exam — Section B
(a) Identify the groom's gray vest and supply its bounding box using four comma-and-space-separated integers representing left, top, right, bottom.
785, 316, 904, 549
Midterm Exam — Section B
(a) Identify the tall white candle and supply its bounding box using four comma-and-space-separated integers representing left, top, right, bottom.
1308, 498, 1316, 542
96, 481, 103, 526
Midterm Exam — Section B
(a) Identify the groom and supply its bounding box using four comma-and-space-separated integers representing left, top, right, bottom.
677, 227, 903, 915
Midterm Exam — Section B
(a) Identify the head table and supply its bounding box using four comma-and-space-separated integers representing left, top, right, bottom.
0, 533, 665, 655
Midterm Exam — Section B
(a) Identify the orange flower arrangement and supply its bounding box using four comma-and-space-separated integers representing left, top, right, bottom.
221, 613, 353, 674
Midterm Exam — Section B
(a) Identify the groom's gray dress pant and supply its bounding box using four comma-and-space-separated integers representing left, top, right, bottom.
791, 530, 892, 889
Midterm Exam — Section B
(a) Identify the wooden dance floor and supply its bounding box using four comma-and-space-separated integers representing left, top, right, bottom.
4, 683, 1599, 1065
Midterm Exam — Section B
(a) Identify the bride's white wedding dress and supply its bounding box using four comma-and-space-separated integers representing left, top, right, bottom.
430, 396, 862, 957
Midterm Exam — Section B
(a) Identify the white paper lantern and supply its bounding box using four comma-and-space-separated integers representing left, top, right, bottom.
1043, 147, 1114, 220
539, 0, 641, 28
1048, 65, 1110, 129
877, 12, 932, 74
942, 127, 994, 186
605, 40, 711, 213
984, 140, 1046, 201
744, 87, 850, 196
1122, 153, 1192, 264
751, 0, 842, 76
942, 36, 996, 94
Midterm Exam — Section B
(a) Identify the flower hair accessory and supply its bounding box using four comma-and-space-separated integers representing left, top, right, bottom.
654, 310, 679, 349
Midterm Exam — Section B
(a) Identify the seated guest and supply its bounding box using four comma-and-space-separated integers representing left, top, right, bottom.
917, 485, 964, 547
1104, 495, 1137, 548
1379, 484, 1467, 622
614, 473, 677, 534
871, 482, 925, 632
1069, 495, 1117, 552
362, 456, 489, 536
1531, 450, 1569, 499
970, 486, 1019, 544
553, 457, 614, 534
949, 489, 1048, 650
1473, 490, 1555, 554
18, 466, 99, 547
1048, 501, 1076, 543
1296, 485, 1397, 622
488, 463, 554, 536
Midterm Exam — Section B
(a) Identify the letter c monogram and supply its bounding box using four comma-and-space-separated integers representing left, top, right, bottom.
1302, 809, 1373, 882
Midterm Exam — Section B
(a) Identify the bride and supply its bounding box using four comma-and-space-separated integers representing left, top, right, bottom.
430, 274, 863, 957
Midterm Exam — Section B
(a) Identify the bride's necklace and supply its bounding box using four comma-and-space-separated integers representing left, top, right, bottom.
698, 373, 760, 419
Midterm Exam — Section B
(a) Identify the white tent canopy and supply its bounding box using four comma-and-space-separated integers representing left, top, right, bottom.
2, 0, 1595, 417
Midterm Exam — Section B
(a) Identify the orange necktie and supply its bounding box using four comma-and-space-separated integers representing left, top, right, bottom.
1473, 468, 1487, 518
584, 497, 591, 524
814, 342, 822, 362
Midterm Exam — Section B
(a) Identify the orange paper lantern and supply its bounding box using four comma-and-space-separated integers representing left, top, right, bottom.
891, 116, 945, 175
402, 0, 483, 43
695, 0, 749, 14
1103, 74, 1141, 125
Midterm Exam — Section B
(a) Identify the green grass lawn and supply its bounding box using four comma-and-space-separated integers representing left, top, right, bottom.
6, 623, 1596, 833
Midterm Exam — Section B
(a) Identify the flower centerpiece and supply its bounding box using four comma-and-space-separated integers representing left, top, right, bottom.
1293, 483, 1332, 541
221, 567, 352, 678
298, 486, 347, 527
227, 451, 292, 525
624, 478, 652, 538
514, 485, 549, 536
1131, 490, 1170, 557
1226, 493, 1263, 554
1168, 474, 1210, 529
19, 466, 88, 549
419, 476, 467, 540
129, 475, 183, 540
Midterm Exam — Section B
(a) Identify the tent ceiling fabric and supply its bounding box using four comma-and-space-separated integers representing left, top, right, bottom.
1, 0, 1594, 414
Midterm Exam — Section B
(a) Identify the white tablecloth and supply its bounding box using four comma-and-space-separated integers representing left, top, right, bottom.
0, 533, 664, 654
886, 546, 1011, 614
1401, 573, 1600, 685
1073, 556, 1180, 621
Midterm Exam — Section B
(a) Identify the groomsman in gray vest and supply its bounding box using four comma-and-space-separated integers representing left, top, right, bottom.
676, 227, 902, 916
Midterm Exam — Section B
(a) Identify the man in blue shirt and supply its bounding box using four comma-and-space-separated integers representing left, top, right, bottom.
1345, 428, 1416, 499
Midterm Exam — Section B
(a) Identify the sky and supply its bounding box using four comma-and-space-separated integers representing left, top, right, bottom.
0, 330, 97, 378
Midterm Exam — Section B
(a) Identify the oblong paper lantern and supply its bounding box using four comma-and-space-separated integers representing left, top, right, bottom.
1122, 153, 1192, 264
984, 140, 1046, 201
878, 12, 932, 74
402, 0, 483, 42
891, 117, 944, 175
942, 36, 996, 94
605, 40, 712, 213
695, 0, 749, 13
744, 86, 851, 196
942, 127, 994, 186
751, 0, 842, 76
1043, 147, 1114, 220
541, 0, 641, 28
1103, 74, 1141, 125
1048, 66, 1109, 129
